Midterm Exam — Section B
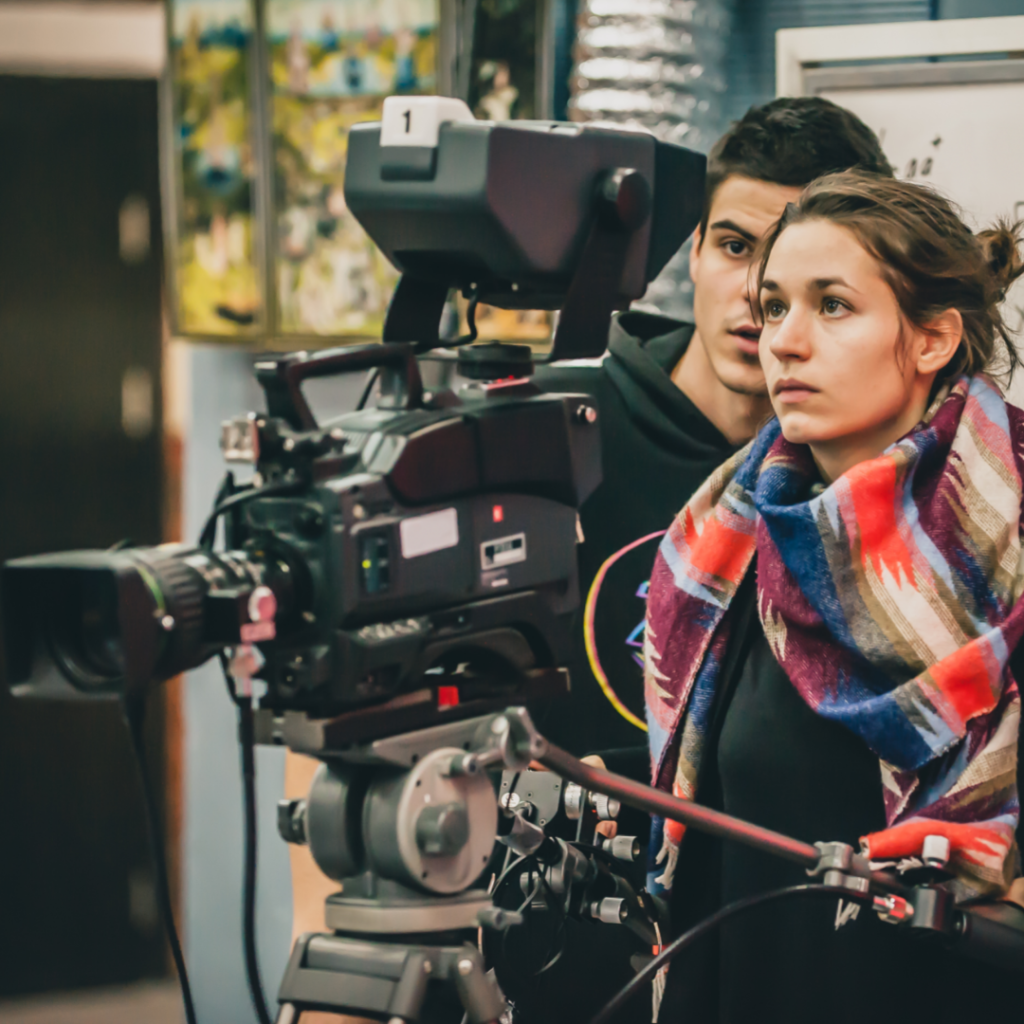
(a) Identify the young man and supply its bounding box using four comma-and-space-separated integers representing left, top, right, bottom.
532, 97, 892, 762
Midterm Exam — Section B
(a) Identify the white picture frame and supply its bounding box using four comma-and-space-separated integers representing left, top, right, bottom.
776, 15, 1024, 97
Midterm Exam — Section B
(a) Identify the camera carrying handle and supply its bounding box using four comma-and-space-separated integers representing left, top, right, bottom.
382, 275, 450, 352
256, 342, 424, 430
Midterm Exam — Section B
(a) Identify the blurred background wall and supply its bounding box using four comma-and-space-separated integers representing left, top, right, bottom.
0, 59, 169, 999
0, 1, 1022, 1021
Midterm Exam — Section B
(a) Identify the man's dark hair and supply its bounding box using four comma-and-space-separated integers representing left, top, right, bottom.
698, 96, 893, 240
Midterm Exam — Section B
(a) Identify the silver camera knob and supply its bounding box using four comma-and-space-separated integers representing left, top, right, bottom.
590, 897, 628, 925
564, 782, 585, 820
602, 835, 640, 862
591, 792, 621, 821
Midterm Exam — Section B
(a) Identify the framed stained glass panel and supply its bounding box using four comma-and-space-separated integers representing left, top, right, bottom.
167, 0, 263, 336
265, 0, 440, 338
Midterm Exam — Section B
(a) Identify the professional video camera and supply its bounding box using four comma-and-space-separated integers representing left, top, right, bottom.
3, 97, 706, 1024
9, 98, 1023, 1024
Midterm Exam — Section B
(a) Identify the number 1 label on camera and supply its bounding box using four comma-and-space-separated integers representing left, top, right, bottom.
380, 96, 475, 150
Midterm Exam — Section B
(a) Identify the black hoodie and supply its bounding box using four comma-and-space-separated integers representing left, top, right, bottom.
533, 310, 740, 757
491, 313, 739, 1024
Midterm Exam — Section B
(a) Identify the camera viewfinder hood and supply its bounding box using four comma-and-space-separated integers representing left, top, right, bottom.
344, 106, 706, 360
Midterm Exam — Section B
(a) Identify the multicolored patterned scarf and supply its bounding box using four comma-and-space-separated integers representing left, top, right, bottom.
645, 376, 1023, 899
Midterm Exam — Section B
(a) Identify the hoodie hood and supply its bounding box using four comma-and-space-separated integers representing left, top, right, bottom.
605, 310, 735, 459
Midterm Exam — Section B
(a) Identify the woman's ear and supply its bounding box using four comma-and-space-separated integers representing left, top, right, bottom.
917, 308, 963, 375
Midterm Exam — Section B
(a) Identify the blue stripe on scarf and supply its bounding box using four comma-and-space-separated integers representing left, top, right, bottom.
646, 706, 671, 777
756, 477, 859, 652
971, 374, 1011, 434
953, 379, 1013, 619
647, 815, 667, 895
910, 735, 974, 811
815, 683, 938, 768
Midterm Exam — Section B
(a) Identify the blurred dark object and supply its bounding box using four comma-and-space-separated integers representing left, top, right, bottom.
467, 0, 577, 122
0, 75, 166, 996
0, 979, 181, 1024
470, 0, 540, 120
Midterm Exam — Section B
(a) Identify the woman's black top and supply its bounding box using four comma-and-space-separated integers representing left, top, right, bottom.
658, 570, 1020, 1023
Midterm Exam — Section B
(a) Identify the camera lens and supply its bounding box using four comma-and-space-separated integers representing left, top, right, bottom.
47, 570, 126, 690
8, 542, 298, 696
78, 574, 125, 676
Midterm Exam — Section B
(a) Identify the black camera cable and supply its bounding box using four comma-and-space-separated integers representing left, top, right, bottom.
588, 883, 867, 1024
197, 477, 275, 1024
199, 476, 303, 551
220, 653, 275, 1024
123, 692, 198, 1024
464, 296, 480, 343
356, 367, 380, 410
490, 849, 569, 978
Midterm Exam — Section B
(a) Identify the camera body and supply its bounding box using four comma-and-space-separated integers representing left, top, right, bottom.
4, 344, 600, 721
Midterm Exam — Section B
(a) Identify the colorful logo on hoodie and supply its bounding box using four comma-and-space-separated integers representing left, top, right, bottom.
583, 531, 665, 732
626, 580, 649, 667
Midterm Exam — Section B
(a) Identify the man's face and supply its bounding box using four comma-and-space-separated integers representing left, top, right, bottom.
689, 175, 804, 396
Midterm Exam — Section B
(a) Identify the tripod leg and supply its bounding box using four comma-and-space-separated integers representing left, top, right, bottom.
451, 947, 505, 1024
275, 1003, 299, 1024
387, 951, 432, 1021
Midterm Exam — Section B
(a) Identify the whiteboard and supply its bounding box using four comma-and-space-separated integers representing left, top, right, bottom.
805, 60, 1024, 406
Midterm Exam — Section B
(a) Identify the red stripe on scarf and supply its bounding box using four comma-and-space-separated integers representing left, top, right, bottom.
685, 514, 755, 587
926, 638, 1002, 726
844, 453, 917, 586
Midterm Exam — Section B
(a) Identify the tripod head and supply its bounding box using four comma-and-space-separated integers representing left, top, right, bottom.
271, 707, 546, 1022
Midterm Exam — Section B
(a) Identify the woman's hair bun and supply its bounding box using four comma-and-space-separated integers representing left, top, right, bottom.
977, 219, 1024, 297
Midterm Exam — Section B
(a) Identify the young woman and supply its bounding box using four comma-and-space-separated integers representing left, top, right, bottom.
644, 173, 1024, 1022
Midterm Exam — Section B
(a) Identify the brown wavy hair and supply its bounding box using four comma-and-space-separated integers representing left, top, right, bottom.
698, 97, 893, 241
752, 171, 1024, 384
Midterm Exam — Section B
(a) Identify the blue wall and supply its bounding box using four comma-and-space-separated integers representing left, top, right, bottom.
724, 1, 931, 123
182, 345, 292, 1024
181, 343, 367, 1022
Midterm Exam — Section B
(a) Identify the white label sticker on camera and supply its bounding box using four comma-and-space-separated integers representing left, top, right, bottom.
400, 508, 459, 559
380, 95, 475, 148
481, 533, 527, 570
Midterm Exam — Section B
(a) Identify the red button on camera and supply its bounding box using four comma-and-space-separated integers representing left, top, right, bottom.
248, 585, 277, 623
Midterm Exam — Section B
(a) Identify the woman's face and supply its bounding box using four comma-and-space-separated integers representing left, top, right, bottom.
758, 219, 952, 481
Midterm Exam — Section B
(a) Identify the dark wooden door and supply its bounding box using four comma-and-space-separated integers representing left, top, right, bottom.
0, 76, 167, 996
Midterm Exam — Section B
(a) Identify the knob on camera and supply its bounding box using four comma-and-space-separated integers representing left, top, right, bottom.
601, 834, 641, 862
598, 167, 652, 232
